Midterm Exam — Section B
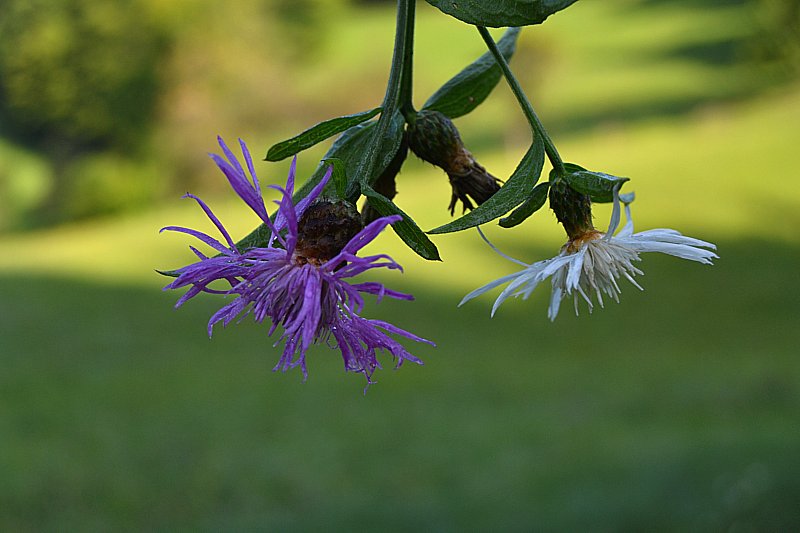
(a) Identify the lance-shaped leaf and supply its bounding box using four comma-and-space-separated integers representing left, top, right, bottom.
428, 135, 545, 234
362, 185, 441, 261
422, 27, 521, 119
560, 163, 629, 203
499, 181, 550, 228
349, 110, 406, 200
322, 158, 348, 199
425, 0, 579, 28
265, 107, 382, 162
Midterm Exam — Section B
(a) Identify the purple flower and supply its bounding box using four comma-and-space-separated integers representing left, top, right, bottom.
162, 137, 432, 384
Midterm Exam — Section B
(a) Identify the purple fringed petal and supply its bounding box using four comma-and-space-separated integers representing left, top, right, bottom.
210, 154, 270, 223
339, 215, 402, 256
294, 163, 333, 221
329, 253, 403, 279
182, 193, 237, 250
349, 282, 414, 302
238, 138, 262, 198
330, 311, 428, 383
160, 226, 236, 257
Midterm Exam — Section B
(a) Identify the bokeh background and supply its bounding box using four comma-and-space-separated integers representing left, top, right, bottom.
2, 0, 799, 529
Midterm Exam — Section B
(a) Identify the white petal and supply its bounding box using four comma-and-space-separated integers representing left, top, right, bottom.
629, 229, 717, 250
604, 184, 623, 239
626, 240, 718, 263
617, 203, 635, 238
459, 270, 526, 306
476, 227, 529, 266
565, 247, 587, 291
548, 286, 563, 321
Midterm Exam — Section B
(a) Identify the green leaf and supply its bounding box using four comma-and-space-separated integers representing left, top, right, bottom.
499, 181, 550, 228
427, 135, 545, 234
264, 107, 382, 162
422, 27, 521, 119
156, 268, 180, 279
350, 111, 406, 199
322, 158, 348, 199
361, 185, 441, 261
424, 0, 579, 28
561, 164, 629, 203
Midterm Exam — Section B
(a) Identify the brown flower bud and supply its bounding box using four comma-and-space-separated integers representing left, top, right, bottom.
406, 110, 501, 215
294, 199, 363, 266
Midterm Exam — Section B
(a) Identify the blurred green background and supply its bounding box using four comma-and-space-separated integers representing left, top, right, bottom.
2, 0, 799, 530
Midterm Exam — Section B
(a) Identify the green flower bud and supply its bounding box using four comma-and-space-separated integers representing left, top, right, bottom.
407, 110, 501, 215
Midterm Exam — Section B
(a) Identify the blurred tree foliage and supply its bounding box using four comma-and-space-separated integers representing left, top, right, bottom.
0, 0, 165, 150
751, 0, 800, 77
0, 0, 167, 226
0, 0, 342, 229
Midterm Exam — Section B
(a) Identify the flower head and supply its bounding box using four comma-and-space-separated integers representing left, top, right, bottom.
461, 189, 718, 320
162, 137, 432, 383
406, 110, 501, 215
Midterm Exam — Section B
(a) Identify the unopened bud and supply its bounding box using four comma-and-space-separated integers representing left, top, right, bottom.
407, 110, 501, 215
548, 179, 594, 241
295, 199, 363, 265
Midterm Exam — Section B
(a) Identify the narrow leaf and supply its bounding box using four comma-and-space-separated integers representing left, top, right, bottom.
265, 107, 382, 162
562, 165, 629, 203
322, 158, 348, 199
350, 111, 406, 199
425, 0, 579, 28
362, 185, 441, 261
423, 27, 521, 119
427, 135, 545, 234
156, 268, 180, 278
499, 181, 550, 228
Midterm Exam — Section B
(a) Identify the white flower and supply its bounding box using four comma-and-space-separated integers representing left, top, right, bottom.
461, 189, 718, 321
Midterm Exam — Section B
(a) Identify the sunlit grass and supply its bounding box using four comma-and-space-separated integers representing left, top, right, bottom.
1, 84, 797, 290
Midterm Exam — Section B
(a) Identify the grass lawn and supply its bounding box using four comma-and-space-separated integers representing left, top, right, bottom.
1, 237, 799, 530
2, 0, 800, 530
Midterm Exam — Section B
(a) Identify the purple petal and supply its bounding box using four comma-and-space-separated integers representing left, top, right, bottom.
349, 282, 413, 302
160, 226, 235, 256
294, 163, 333, 220
339, 215, 401, 256
210, 153, 270, 223
182, 193, 236, 250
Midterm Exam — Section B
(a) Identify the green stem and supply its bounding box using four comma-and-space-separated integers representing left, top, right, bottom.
399, 0, 416, 122
350, 0, 412, 201
477, 26, 565, 173
381, 0, 409, 113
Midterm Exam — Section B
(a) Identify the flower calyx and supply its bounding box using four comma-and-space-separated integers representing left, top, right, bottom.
548, 176, 594, 241
406, 109, 501, 215
294, 199, 363, 266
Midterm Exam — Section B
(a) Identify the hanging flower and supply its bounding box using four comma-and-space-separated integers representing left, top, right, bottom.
461, 189, 718, 320
162, 137, 431, 383
406, 110, 501, 215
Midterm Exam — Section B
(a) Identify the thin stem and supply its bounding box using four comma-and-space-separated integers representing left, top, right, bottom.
399, 0, 416, 121
477, 26, 565, 173
381, 0, 409, 112
347, 0, 411, 201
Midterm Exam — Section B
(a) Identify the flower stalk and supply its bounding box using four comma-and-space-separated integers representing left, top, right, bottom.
477, 25, 565, 174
